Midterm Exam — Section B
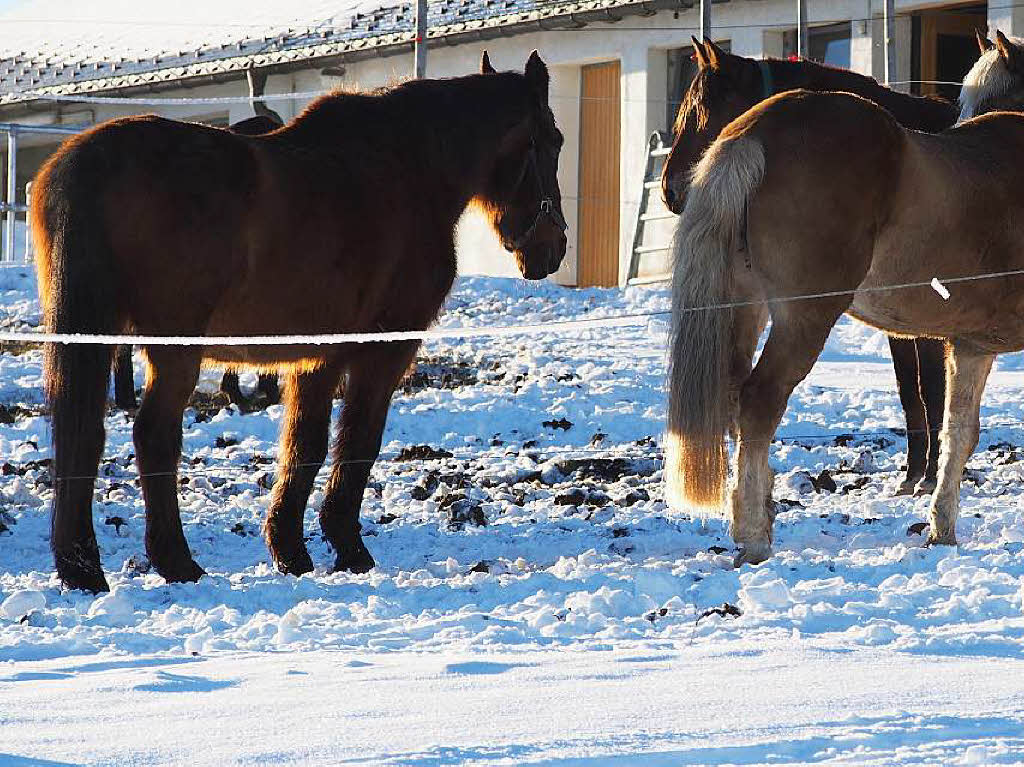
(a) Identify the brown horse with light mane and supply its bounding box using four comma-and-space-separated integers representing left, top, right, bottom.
667, 33, 1024, 565
33, 52, 567, 592
662, 38, 957, 496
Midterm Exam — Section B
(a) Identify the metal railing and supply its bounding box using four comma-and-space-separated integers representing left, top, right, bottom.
1, 122, 82, 264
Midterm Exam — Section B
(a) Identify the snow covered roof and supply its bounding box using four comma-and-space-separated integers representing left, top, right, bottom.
0, 0, 691, 105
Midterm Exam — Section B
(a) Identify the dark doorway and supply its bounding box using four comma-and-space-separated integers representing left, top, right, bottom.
912, 4, 987, 101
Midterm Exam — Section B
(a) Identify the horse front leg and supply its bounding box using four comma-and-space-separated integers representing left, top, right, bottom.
135, 347, 204, 583
320, 341, 419, 573
731, 302, 846, 566
263, 362, 342, 575
927, 342, 993, 546
889, 336, 928, 495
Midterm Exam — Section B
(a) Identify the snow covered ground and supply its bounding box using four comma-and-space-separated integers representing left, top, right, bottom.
1, 265, 1023, 765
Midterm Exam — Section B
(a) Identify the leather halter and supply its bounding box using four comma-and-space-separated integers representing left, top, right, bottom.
505, 142, 568, 253
758, 59, 775, 99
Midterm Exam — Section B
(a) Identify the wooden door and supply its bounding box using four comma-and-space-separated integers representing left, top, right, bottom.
577, 60, 621, 288
919, 8, 987, 100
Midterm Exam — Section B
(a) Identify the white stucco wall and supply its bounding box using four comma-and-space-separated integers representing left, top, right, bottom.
5, 0, 979, 279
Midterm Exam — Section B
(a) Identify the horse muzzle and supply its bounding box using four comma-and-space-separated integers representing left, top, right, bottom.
663, 176, 686, 215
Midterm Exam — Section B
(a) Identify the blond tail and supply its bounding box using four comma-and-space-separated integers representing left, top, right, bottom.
665, 135, 765, 512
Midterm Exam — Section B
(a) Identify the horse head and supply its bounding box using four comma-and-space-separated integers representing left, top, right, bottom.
959, 30, 1024, 121
478, 51, 568, 280
662, 39, 766, 214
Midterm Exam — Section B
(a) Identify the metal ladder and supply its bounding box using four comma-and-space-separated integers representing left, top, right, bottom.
626, 131, 675, 285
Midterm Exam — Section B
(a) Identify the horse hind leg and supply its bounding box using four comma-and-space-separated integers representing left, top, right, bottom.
255, 374, 281, 407
889, 336, 928, 495
264, 363, 342, 575
135, 347, 204, 583
220, 370, 248, 409
731, 299, 848, 566
914, 337, 947, 496
926, 342, 994, 546
113, 345, 138, 410
727, 304, 769, 440
49, 342, 116, 592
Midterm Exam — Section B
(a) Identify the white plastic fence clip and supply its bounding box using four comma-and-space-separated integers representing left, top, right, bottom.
930, 277, 951, 300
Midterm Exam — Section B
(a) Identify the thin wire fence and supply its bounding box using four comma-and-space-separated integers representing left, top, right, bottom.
15, 79, 971, 108
1, 269, 1021, 346
25, 416, 1024, 486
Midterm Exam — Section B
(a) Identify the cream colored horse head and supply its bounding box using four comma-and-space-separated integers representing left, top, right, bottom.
958, 30, 1024, 122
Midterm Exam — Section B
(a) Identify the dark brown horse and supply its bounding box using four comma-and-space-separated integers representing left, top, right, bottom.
667, 32, 1024, 565
661, 38, 956, 495
33, 51, 567, 592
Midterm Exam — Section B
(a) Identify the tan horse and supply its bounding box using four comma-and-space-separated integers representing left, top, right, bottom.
667, 32, 1024, 565
661, 38, 957, 496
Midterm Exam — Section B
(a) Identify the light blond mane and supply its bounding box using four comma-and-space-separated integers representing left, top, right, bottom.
958, 40, 1024, 122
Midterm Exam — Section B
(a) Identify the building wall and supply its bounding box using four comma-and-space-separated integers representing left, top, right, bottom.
3, 0, 989, 277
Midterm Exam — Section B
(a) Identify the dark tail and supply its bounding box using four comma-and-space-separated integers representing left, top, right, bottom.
33, 147, 123, 587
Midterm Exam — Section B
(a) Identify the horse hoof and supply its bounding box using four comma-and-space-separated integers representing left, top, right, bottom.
157, 558, 206, 584
733, 541, 772, 568
58, 565, 110, 594
894, 478, 919, 496
914, 478, 937, 497
925, 530, 957, 547
274, 549, 315, 576
332, 542, 375, 574
55, 548, 110, 593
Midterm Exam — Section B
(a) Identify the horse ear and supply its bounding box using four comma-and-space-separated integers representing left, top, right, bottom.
996, 31, 1022, 71
691, 36, 709, 69
995, 30, 1019, 71
525, 50, 549, 99
481, 50, 497, 75
977, 28, 995, 54
704, 38, 723, 70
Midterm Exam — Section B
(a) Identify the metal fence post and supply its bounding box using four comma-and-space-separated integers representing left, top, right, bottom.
797, 0, 809, 59
699, 0, 711, 42
23, 181, 32, 263
4, 126, 16, 263
0, 123, 89, 265
883, 0, 896, 85
414, 0, 428, 79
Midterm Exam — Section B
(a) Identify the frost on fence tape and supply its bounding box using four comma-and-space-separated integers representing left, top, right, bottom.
0, 311, 668, 346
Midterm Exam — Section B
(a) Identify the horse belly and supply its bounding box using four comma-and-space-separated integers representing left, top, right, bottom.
203, 343, 334, 368
849, 271, 1024, 353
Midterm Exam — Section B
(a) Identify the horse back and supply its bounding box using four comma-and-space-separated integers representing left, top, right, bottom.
854, 111, 1024, 344
716, 91, 905, 297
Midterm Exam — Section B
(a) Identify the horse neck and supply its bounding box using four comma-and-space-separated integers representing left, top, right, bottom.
419, 77, 534, 207
288, 76, 531, 217
767, 59, 958, 132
